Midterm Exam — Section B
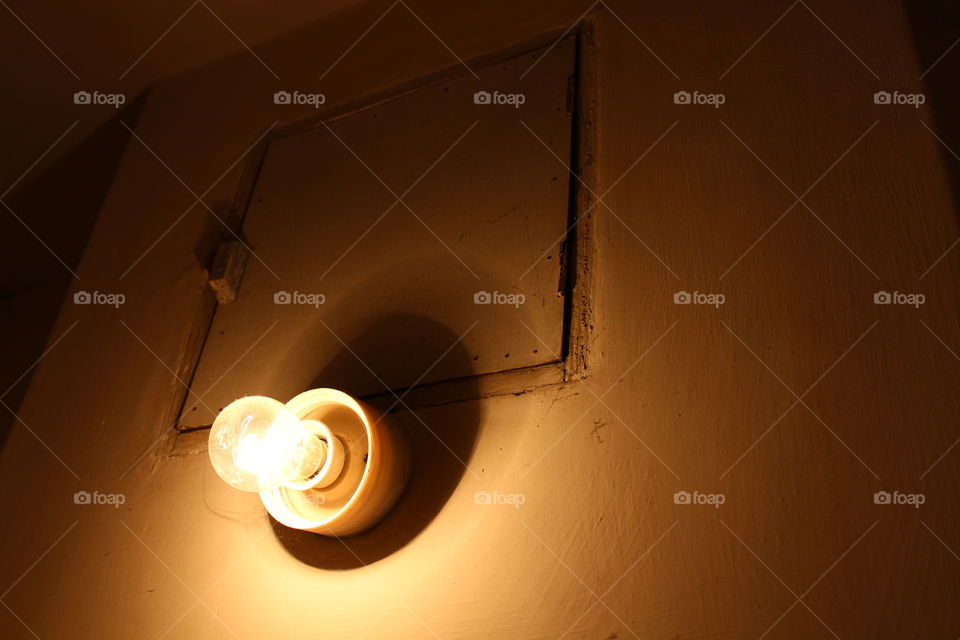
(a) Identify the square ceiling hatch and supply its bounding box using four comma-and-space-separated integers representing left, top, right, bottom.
178, 37, 577, 428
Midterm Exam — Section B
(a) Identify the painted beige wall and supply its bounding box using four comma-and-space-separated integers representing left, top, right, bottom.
2, 1, 959, 638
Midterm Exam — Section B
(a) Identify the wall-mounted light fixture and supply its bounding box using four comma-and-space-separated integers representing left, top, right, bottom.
208, 389, 409, 535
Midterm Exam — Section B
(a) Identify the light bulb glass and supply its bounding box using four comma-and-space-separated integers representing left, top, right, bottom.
208, 396, 324, 492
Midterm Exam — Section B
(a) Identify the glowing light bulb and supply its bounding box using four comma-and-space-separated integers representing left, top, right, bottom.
208, 396, 325, 492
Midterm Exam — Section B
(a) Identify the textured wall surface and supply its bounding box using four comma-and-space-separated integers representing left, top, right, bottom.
1, 1, 959, 638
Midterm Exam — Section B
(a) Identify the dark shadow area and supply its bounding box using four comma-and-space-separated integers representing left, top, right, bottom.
0, 91, 149, 292
271, 313, 482, 569
0, 92, 148, 451
904, 0, 960, 228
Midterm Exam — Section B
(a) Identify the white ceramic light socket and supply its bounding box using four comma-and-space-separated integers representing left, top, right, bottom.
259, 388, 410, 536
283, 419, 345, 491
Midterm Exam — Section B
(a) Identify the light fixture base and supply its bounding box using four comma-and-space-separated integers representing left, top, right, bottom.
259, 388, 410, 536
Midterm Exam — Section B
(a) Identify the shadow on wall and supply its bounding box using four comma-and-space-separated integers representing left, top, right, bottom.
271, 313, 482, 569
904, 0, 960, 236
0, 92, 147, 451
